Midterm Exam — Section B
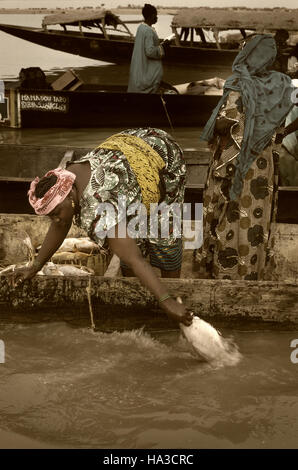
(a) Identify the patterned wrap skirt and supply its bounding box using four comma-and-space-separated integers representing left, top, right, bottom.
193, 91, 279, 280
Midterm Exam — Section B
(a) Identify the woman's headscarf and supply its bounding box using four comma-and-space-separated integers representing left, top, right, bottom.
201, 34, 294, 199
28, 168, 76, 215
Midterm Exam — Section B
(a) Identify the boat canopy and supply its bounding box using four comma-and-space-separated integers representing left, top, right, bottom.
43, 9, 121, 27
171, 8, 298, 31
42, 9, 134, 37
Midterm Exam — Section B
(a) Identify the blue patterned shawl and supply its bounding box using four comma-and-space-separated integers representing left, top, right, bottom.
201, 34, 294, 199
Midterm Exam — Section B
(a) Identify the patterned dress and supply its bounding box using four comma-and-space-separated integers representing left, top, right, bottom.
72, 128, 186, 272
194, 91, 279, 280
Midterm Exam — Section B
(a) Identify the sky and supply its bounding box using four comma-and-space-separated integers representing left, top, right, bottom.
0, 0, 297, 9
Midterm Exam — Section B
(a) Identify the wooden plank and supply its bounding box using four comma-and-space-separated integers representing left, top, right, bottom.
0, 144, 211, 180
0, 276, 297, 325
1, 144, 298, 221
1, 217, 298, 325
0, 176, 32, 182
58, 149, 76, 169
104, 254, 120, 277
279, 186, 298, 192
51, 69, 83, 91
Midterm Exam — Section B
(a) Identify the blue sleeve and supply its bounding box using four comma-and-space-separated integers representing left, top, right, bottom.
144, 29, 162, 60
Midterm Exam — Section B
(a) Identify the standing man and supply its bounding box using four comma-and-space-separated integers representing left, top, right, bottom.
128, 4, 165, 93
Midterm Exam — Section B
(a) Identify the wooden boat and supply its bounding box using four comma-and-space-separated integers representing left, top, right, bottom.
1, 143, 298, 224
0, 143, 208, 214
1, 80, 220, 129
1, 142, 298, 327
0, 213, 298, 327
0, 9, 137, 65
0, 8, 296, 69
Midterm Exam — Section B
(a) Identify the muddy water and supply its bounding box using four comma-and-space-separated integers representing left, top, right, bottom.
1, 12, 297, 450
0, 321, 297, 449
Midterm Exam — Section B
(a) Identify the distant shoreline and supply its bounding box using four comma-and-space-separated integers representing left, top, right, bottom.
0, 8, 177, 15
0, 6, 293, 15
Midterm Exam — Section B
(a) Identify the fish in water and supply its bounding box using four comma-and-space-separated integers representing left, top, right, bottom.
177, 297, 241, 365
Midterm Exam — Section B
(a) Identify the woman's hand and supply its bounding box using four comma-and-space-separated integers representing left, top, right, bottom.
108, 231, 193, 326
5, 264, 39, 287
161, 297, 193, 326
161, 39, 171, 48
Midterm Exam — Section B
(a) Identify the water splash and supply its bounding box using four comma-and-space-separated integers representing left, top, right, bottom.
210, 336, 243, 368
178, 332, 242, 368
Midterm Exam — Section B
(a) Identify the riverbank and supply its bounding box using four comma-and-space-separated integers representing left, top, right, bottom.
0, 7, 177, 15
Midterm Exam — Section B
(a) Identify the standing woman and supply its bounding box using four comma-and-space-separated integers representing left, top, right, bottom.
194, 35, 294, 280
127, 4, 165, 93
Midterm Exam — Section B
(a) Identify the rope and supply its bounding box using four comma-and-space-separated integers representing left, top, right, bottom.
160, 95, 174, 131
86, 276, 96, 330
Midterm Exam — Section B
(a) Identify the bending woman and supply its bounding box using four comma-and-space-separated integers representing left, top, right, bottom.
193, 34, 294, 280
11, 127, 192, 326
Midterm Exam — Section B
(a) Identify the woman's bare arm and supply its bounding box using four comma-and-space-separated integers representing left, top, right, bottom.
108, 230, 192, 325
6, 201, 73, 284
34, 218, 72, 268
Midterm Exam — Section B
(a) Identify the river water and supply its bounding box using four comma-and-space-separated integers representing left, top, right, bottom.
1, 11, 298, 450
0, 321, 298, 449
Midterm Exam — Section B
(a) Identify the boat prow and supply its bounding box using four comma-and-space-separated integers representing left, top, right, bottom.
0, 22, 134, 63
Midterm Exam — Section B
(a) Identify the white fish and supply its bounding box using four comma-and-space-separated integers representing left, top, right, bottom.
177, 297, 241, 364
0, 262, 93, 277
0, 262, 62, 276
0, 263, 29, 275
180, 315, 228, 362
57, 237, 100, 254
55, 264, 93, 276
0, 264, 17, 274
41, 262, 64, 276
51, 251, 90, 263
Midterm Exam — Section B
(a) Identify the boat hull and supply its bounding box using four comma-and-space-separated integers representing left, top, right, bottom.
0, 275, 297, 327
0, 144, 298, 224
1, 86, 220, 128
0, 23, 238, 67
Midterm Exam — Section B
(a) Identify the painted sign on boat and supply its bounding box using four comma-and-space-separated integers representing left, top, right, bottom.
20, 93, 69, 113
